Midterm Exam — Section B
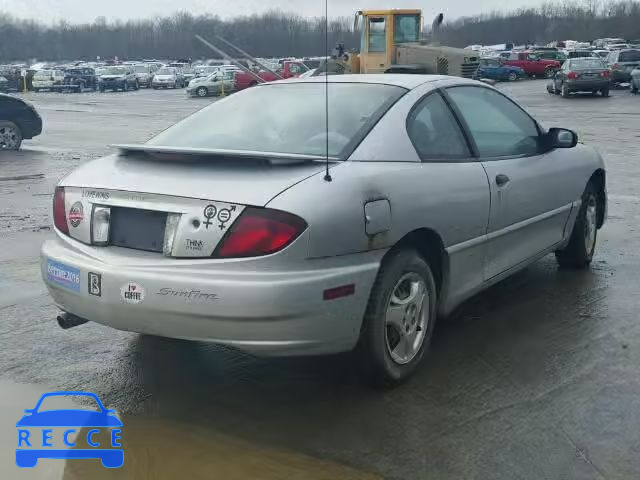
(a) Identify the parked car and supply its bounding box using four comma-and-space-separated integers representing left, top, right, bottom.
605, 48, 640, 83
186, 71, 236, 97
181, 67, 197, 84
41, 75, 607, 386
503, 52, 561, 78
32, 69, 65, 92
0, 76, 8, 93
234, 60, 308, 91
97, 66, 138, 92
547, 57, 611, 97
132, 64, 154, 87
0, 65, 21, 91
59, 67, 97, 92
477, 58, 525, 81
0, 93, 42, 150
151, 67, 184, 89
534, 50, 567, 62
631, 67, 640, 93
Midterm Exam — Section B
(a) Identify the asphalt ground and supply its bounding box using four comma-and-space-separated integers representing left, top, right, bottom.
1, 81, 639, 479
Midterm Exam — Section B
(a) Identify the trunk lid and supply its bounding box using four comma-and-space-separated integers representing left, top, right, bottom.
60, 151, 327, 207
59, 150, 327, 258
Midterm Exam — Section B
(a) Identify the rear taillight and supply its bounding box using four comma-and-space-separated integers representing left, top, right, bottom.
567, 71, 578, 79
53, 187, 69, 234
214, 207, 307, 258
601, 70, 611, 78
612, 63, 620, 70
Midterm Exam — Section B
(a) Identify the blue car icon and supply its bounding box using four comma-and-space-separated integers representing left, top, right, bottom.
16, 391, 123, 468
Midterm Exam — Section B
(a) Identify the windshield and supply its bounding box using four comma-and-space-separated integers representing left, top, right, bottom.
619, 50, 640, 62
571, 59, 605, 69
393, 14, 420, 43
156, 68, 175, 75
147, 82, 406, 158
101, 67, 126, 75
133, 65, 149, 73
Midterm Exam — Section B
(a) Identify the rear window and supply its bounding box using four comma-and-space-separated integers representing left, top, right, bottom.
619, 50, 640, 62
148, 82, 406, 158
571, 59, 605, 69
34, 70, 52, 77
156, 68, 175, 75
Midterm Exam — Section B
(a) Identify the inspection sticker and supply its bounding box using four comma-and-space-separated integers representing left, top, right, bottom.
46, 259, 81, 292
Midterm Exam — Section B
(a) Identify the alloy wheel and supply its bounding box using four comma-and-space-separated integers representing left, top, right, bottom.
384, 273, 429, 365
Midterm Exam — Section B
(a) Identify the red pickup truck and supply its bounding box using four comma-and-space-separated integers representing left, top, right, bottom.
502, 52, 562, 78
234, 61, 308, 91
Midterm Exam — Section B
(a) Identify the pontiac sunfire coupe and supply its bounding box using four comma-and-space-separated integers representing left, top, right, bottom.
41, 75, 607, 385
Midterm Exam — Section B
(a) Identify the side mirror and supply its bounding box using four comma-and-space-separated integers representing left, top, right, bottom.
547, 128, 578, 149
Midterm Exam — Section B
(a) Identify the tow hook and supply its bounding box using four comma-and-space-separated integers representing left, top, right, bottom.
56, 312, 89, 330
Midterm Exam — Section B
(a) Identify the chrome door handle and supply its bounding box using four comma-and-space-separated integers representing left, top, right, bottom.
495, 174, 510, 186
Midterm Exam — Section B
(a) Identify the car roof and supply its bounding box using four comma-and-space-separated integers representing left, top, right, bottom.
269, 74, 453, 90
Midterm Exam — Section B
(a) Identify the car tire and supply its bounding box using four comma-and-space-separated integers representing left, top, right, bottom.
561, 82, 570, 98
123, 81, 128, 92
33, 88, 39, 93
601, 88, 609, 97
99, 86, 105, 92
196, 86, 208, 97
134, 81, 139, 91
555, 182, 599, 268
357, 249, 437, 387
545, 67, 556, 78
508, 71, 518, 81
0, 120, 24, 151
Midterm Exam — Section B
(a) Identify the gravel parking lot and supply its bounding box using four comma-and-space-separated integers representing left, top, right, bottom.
1, 81, 639, 479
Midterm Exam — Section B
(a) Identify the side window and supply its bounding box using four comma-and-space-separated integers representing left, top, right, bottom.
368, 17, 386, 53
407, 93, 471, 161
446, 86, 541, 158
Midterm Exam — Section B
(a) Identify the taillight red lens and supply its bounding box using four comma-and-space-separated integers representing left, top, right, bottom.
567, 71, 578, 79
601, 70, 610, 77
214, 207, 307, 258
612, 63, 620, 70
53, 187, 69, 234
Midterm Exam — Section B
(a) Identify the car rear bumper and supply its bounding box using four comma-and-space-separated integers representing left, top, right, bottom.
41, 235, 380, 356
565, 79, 610, 91
99, 81, 125, 89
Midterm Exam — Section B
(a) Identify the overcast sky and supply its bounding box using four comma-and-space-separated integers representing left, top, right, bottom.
1, 0, 545, 24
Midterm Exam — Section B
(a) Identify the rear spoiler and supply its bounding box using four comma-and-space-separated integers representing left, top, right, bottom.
111, 143, 339, 165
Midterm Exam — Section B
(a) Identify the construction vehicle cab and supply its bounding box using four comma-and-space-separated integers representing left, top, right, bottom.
354, 9, 422, 73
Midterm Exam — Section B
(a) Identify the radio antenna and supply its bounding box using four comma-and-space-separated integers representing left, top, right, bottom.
323, 0, 332, 182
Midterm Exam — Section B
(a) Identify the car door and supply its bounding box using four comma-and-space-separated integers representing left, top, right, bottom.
444, 85, 576, 279
403, 90, 491, 305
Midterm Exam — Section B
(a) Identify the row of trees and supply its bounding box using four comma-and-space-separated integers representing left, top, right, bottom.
1, 2, 639, 63
0, 10, 357, 62
440, 1, 640, 47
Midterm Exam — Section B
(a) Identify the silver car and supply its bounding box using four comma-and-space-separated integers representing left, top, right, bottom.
186, 71, 235, 97
41, 75, 607, 385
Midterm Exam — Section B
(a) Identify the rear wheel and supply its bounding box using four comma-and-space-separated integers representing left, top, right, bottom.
561, 82, 570, 97
545, 67, 556, 78
358, 249, 437, 387
556, 182, 599, 268
0, 120, 23, 150
508, 71, 518, 81
196, 86, 208, 97
601, 87, 609, 97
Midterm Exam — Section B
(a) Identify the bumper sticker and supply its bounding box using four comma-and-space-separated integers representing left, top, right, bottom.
46, 260, 81, 292
120, 281, 145, 304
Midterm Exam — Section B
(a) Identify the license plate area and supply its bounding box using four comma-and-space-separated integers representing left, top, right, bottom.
110, 207, 167, 253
